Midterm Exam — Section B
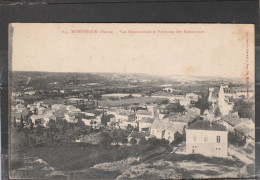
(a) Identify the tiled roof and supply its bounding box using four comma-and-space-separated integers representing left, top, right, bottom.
140, 117, 154, 123
151, 119, 187, 134
136, 110, 153, 116
118, 110, 134, 116
188, 120, 227, 131
222, 114, 241, 126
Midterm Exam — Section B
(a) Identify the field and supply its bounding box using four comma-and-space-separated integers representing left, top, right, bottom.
99, 97, 167, 107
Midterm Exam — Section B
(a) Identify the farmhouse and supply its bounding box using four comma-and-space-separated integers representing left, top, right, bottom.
186, 120, 228, 157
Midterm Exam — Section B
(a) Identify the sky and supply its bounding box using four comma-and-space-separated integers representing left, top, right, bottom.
10, 23, 255, 81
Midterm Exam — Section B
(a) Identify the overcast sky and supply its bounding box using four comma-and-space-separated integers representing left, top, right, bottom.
11, 23, 254, 81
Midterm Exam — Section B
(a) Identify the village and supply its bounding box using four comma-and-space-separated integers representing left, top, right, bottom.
11, 78, 255, 158
9, 71, 256, 179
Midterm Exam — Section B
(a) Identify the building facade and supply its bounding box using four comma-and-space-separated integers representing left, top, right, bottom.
186, 121, 228, 157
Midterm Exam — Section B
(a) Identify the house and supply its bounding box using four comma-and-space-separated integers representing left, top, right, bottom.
107, 107, 121, 116
24, 90, 36, 95
34, 101, 44, 108
163, 87, 175, 93
30, 114, 44, 125
186, 93, 199, 101
157, 105, 169, 119
30, 114, 56, 126
64, 113, 77, 123
119, 119, 137, 129
66, 105, 81, 113
186, 120, 228, 157
139, 117, 154, 132
52, 104, 64, 110
136, 110, 154, 121
117, 110, 135, 121
13, 99, 25, 104
150, 119, 186, 143
218, 85, 234, 115
82, 118, 93, 126
15, 104, 26, 113
179, 98, 191, 108
12, 92, 22, 97
37, 107, 46, 115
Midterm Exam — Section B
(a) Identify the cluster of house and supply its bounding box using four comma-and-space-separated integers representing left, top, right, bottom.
208, 84, 254, 115
11, 99, 103, 128
11, 83, 254, 158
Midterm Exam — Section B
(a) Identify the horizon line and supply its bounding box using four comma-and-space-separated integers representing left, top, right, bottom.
12, 70, 245, 80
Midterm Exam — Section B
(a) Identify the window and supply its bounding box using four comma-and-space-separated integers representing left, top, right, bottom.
216, 148, 221, 151
204, 136, 208, 142
217, 136, 221, 143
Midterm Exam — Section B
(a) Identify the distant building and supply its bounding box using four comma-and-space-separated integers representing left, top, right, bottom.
218, 84, 234, 116
24, 91, 36, 95
186, 93, 199, 102
186, 120, 228, 157
138, 117, 154, 132
136, 110, 154, 121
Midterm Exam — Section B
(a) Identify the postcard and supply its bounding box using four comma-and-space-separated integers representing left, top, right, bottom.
9, 23, 255, 179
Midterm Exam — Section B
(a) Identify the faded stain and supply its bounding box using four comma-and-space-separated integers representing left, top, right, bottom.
185, 65, 195, 76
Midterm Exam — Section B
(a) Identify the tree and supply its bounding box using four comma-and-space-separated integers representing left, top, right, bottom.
20, 114, 24, 129
194, 97, 210, 114
228, 131, 246, 147
139, 137, 147, 145
34, 107, 37, 115
130, 138, 137, 145
13, 116, 17, 128
233, 99, 254, 120
101, 113, 107, 126
30, 122, 34, 130
147, 137, 159, 146
120, 137, 128, 146
99, 132, 113, 146
36, 124, 44, 136
167, 103, 185, 113
214, 105, 221, 117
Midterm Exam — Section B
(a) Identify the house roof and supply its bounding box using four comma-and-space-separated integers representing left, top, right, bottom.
151, 119, 187, 134
136, 110, 153, 116
118, 110, 134, 116
188, 120, 227, 131
165, 122, 186, 133
222, 114, 241, 127
140, 117, 154, 123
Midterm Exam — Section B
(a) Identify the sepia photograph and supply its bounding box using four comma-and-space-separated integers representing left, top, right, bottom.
9, 23, 255, 179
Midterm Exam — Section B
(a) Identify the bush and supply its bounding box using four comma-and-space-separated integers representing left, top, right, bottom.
99, 132, 113, 146
120, 137, 128, 145
130, 138, 137, 145
139, 137, 147, 145
228, 131, 246, 147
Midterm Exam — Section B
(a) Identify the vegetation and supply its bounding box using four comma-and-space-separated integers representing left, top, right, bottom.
194, 96, 210, 114
232, 99, 255, 121
228, 131, 247, 147
98, 97, 167, 107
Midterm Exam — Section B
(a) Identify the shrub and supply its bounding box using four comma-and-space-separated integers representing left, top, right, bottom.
130, 138, 137, 145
